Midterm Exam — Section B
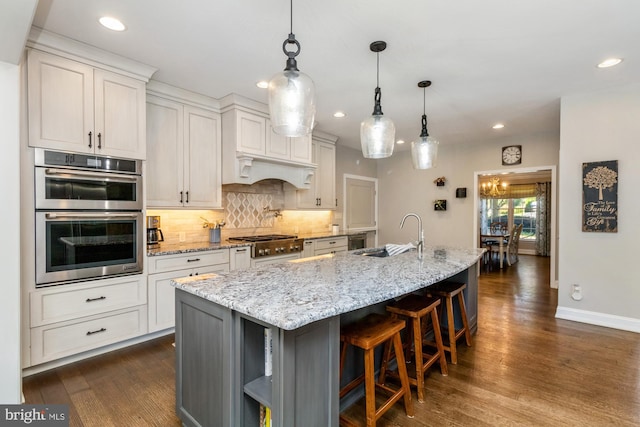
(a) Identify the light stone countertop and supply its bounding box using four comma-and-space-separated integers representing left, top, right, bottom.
172, 245, 485, 330
146, 241, 251, 257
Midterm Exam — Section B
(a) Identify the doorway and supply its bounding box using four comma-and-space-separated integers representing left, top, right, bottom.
343, 174, 378, 245
473, 166, 557, 288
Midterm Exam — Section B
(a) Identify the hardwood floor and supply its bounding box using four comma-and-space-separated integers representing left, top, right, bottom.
23, 255, 640, 426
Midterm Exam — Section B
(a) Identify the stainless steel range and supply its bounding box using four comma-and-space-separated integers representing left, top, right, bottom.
228, 234, 303, 258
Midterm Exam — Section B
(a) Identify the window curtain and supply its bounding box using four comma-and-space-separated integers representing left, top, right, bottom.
535, 182, 552, 256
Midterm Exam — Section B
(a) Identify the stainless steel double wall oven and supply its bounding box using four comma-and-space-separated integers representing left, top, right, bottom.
35, 149, 144, 287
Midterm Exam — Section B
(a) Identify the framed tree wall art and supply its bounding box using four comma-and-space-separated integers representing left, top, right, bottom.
582, 160, 618, 232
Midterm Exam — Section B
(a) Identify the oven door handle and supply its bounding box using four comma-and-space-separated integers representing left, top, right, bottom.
45, 213, 140, 220
44, 168, 139, 182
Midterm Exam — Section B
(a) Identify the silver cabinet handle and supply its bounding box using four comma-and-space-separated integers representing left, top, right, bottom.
44, 168, 138, 182
45, 212, 138, 219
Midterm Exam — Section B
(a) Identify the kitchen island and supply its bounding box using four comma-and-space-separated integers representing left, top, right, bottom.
172, 245, 484, 427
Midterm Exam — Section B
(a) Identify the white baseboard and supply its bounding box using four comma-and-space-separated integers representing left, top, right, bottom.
555, 306, 640, 333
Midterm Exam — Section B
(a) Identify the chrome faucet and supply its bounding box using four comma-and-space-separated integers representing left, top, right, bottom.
400, 213, 424, 259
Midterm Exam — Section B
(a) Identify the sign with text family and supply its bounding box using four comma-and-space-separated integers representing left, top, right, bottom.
582, 160, 618, 232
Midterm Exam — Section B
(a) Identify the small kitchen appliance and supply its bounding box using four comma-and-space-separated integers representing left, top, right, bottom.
146, 215, 164, 246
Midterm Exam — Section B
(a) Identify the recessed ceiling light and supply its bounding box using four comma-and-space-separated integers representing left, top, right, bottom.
396, 139, 405, 144
492, 123, 505, 129
99, 16, 126, 31
333, 111, 346, 118
597, 58, 623, 68
256, 81, 269, 89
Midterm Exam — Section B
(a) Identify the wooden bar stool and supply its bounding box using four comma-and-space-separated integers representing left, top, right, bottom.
378, 294, 448, 403
339, 313, 414, 427
426, 282, 472, 364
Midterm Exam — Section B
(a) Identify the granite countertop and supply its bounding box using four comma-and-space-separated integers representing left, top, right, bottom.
147, 241, 251, 257
172, 245, 484, 330
147, 231, 371, 256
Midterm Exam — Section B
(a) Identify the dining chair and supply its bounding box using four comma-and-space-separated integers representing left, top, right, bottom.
492, 224, 523, 266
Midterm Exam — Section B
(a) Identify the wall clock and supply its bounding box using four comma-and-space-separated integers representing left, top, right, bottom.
502, 145, 522, 165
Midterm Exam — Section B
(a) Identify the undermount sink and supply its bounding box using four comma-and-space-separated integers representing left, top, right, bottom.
353, 248, 389, 257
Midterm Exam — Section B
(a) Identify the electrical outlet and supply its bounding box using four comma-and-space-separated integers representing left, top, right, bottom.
179, 232, 186, 242
571, 284, 583, 301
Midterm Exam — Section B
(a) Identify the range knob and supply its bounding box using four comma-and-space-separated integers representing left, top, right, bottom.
258, 249, 265, 256
264, 248, 270, 255
275, 247, 281, 253
280, 246, 286, 253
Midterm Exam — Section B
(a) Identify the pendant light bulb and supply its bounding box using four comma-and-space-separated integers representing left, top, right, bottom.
411, 80, 439, 169
268, 0, 316, 137
361, 41, 395, 159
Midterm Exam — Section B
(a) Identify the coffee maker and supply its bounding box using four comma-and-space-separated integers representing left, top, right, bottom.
146, 215, 164, 246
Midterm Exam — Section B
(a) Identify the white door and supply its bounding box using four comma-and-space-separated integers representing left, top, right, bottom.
344, 175, 378, 230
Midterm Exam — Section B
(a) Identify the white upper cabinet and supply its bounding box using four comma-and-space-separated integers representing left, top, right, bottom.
284, 132, 337, 209
146, 91, 222, 209
220, 95, 316, 188
236, 110, 267, 156
28, 49, 146, 160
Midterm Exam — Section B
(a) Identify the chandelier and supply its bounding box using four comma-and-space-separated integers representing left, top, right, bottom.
480, 176, 508, 197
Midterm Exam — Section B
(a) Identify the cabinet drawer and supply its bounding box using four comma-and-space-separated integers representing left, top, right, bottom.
30, 306, 147, 365
147, 249, 230, 274
314, 247, 347, 256
313, 237, 348, 251
30, 275, 146, 327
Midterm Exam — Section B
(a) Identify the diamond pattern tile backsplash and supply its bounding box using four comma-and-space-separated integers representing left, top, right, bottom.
226, 192, 275, 228
147, 180, 334, 244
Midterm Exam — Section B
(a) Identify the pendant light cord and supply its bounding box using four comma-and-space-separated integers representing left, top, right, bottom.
290, 0, 293, 33
376, 52, 380, 88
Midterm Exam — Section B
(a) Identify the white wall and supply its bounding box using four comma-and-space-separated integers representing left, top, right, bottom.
0, 61, 22, 403
556, 83, 640, 332
376, 133, 559, 247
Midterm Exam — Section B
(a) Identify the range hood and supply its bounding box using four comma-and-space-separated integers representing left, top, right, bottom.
220, 94, 317, 189
225, 154, 316, 189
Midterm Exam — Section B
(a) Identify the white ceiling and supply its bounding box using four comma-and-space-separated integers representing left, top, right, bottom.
30, 0, 640, 152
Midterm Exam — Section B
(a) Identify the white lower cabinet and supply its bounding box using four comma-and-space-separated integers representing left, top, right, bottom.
147, 249, 231, 332
250, 253, 300, 268
230, 246, 251, 270
302, 236, 348, 257
29, 274, 147, 365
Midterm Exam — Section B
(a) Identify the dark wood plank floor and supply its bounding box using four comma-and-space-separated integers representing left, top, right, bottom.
23, 255, 640, 426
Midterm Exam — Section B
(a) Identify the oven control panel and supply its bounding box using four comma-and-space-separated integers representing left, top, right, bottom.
254, 239, 304, 258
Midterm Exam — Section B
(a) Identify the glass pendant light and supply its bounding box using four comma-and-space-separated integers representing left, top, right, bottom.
361, 41, 395, 159
411, 80, 439, 169
268, 0, 316, 137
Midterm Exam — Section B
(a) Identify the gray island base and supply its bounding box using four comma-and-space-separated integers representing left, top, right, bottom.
172, 246, 484, 427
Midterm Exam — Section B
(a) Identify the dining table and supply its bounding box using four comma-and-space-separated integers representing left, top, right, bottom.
480, 232, 510, 268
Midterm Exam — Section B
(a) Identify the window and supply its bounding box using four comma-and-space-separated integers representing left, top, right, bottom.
480, 196, 537, 241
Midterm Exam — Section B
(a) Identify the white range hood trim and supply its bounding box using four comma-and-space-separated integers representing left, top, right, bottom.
232, 154, 316, 189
